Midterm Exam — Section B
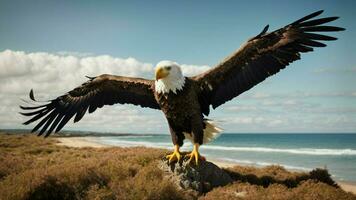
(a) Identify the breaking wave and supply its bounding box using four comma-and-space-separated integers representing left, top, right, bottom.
96, 137, 356, 156
201, 146, 356, 156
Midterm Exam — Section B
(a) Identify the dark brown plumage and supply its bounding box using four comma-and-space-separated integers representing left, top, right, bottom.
155, 79, 205, 145
193, 10, 345, 115
21, 75, 159, 137
20, 10, 344, 164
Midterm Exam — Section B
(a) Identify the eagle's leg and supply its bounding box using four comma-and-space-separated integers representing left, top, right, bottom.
186, 117, 205, 165
166, 126, 184, 163
186, 143, 206, 165
166, 144, 181, 163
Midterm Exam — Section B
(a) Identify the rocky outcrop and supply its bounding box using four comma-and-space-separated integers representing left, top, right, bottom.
159, 158, 233, 193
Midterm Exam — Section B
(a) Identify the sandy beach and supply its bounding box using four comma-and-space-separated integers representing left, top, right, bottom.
56, 136, 356, 195
56, 137, 111, 148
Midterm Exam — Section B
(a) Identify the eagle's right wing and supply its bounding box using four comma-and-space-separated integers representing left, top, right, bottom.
192, 10, 344, 115
20, 74, 160, 136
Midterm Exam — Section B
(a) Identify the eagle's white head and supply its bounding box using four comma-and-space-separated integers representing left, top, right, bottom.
154, 60, 185, 94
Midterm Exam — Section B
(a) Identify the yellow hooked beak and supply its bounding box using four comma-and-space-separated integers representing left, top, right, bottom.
155, 67, 169, 80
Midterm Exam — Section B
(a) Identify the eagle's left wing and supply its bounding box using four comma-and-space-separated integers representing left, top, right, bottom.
192, 10, 344, 115
20, 74, 160, 137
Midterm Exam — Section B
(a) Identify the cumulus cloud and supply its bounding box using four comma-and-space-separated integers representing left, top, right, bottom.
180, 64, 211, 76
0, 50, 209, 133
0, 50, 153, 95
0, 50, 210, 94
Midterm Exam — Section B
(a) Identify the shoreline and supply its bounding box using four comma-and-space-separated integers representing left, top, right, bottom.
56, 136, 111, 148
55, 136, 356, 195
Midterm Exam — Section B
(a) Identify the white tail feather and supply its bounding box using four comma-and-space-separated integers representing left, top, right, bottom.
183, 119, 222, 144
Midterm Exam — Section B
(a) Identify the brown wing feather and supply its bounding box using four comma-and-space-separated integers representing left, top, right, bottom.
20, 74, 159, 136
193, 10, 344, 114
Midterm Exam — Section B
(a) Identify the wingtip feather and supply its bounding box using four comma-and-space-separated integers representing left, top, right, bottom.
29, 89, 35, 101
291, 10, 324, 25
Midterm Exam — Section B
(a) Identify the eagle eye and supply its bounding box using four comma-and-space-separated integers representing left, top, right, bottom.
165, 66, 171, 71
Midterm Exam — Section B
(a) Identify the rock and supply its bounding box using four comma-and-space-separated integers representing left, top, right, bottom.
159, 158, 233, 193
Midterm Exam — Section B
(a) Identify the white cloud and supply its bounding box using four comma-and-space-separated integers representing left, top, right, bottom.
180, 64, 210, 76
0, 50, 210, 95
0, 50, 151, 95
0, 50, 209, 133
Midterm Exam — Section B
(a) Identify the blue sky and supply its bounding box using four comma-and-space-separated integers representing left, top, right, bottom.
0, 0, 355, 133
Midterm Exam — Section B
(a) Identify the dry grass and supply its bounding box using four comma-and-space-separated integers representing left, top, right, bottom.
201, 180, 356, 200
0, 133, 355, 200
223, 165, 338, 188
0, 133, 191, 200
204, 165, 355, 200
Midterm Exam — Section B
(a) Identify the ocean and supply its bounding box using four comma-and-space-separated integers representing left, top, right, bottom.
95, 133, 356, 182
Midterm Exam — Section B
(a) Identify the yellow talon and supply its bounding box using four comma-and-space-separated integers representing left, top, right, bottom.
166, 144, 181, 163
186, 143, 205, 165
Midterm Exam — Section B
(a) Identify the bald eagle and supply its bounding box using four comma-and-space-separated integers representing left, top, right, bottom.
20, 10, 344, 165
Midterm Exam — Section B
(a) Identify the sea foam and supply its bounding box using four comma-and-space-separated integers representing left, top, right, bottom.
201, 146, 356, 156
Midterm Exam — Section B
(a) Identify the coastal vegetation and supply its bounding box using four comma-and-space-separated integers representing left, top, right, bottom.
0, 133, 355, 200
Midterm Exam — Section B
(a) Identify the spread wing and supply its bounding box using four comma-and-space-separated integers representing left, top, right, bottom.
193, 10, 344, 115
20, 74, 160, 137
